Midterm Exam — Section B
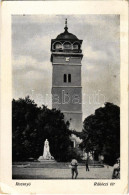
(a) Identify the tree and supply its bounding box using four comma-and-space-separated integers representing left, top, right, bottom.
12, 97, 74, 162
80, 103, 120, 165
12, 97, 39, 160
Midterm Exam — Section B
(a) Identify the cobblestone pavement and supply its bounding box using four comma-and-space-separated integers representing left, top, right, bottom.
12, 164, 114, 179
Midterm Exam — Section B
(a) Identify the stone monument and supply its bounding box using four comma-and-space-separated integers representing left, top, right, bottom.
38, 139, 54, 161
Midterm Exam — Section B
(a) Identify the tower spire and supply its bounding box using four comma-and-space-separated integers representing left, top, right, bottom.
64, 18, 68, 32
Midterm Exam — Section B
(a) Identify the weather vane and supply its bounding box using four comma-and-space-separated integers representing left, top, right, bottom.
64, 18, 68, 31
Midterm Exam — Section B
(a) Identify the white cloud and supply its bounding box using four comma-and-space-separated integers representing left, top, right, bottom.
27, 35, 51, 51
13, 55, 35, 68
83, 45, 108, 62
13, 55, 51, 72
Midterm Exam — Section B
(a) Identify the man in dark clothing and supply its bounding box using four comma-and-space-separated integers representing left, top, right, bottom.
86, 157, 90, 171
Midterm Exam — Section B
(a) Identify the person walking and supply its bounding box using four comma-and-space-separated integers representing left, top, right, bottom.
112, 158, 120, 179
70, 159, 78, 179
86, 156, 90, 171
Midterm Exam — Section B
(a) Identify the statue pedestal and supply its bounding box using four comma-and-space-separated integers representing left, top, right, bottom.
38, 157, 55, 162
38, 155, 55, 162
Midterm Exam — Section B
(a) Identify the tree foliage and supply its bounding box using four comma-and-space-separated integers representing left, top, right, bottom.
12, 96, 75, 162
80, 103, 120, 165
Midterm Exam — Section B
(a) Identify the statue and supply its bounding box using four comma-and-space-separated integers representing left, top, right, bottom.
43, 139, 51, 159
38, 139, 54, 161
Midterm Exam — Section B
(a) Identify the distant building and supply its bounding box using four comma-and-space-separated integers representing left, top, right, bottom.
51, 19, 83, 132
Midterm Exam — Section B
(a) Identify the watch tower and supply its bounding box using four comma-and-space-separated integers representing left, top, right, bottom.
51, 19, 83, 131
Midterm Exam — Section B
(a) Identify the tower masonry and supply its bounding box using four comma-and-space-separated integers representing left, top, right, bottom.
51, 19, 83, 132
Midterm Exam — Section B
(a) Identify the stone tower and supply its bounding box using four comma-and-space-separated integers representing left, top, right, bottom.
51, 19, 83, 132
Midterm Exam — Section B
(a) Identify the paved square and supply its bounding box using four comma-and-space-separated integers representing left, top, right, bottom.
12, 162, 114, 179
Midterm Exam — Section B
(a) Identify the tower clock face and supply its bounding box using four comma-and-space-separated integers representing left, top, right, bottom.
65, 57, 70, 62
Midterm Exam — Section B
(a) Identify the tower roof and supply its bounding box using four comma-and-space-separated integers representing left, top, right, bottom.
56, 19, 78, 40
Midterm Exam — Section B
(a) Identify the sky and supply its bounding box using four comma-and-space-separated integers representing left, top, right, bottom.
12, 15, 120, 119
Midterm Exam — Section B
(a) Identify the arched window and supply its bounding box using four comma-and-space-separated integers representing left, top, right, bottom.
55, 43, 62, 49
73, 44, 78, 49
68, 74, 71, 83
63, 42, 72, 50
64, 74, 67, 83
53, 42, 62, 50
73, 42, 80, 50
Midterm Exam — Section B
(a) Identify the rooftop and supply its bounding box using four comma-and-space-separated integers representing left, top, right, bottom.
56, 19, 78, 40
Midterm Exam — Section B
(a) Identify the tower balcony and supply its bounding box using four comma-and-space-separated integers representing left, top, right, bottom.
53, 48, 82, 53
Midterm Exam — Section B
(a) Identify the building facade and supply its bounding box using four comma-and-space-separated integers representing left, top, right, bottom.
51, 19, 83, 132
